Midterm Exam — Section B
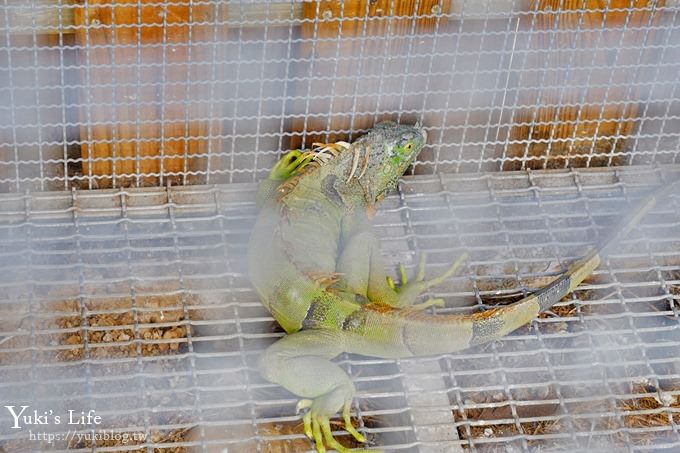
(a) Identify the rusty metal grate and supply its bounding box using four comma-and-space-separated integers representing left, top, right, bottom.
0, 165, 678, 452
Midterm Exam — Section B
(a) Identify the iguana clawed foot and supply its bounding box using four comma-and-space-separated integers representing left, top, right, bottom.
270, 150, 314, 180
296, 398, 380, 453
272, 144, 351, 183
386, 252, 468, 308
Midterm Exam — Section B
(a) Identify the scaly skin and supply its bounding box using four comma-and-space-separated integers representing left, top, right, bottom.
248, 121, 675, 452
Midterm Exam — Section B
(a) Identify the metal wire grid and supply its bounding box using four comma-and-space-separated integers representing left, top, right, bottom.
0, 165, 678, 451
0, 2, 679, 191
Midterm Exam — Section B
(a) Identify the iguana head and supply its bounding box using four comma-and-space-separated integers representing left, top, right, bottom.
352, 121, 427, 204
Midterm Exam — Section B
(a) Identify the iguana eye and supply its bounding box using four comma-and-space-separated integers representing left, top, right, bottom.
404, 142, 413, 151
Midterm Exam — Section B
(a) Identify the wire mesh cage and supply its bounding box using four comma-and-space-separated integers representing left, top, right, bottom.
1, 0, 679, 191
0, 1, 679, 452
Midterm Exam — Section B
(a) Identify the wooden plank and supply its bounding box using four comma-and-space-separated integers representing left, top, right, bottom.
3, 1, 528, 35
73, 0, 226, 188
2, 0, 77, 34
504, 0, 666, 170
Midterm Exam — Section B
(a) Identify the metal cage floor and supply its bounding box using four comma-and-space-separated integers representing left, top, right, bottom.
0, 165, 679, 452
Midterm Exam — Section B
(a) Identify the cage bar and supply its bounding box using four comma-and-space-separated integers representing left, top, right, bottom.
0, 2, 678, 189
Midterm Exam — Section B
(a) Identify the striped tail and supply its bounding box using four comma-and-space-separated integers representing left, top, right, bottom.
354, 179, 677, 358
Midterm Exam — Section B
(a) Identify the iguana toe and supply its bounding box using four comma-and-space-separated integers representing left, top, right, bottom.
302, 409, 314, 440
391, 253, 429, 293
420, 252, 468, 289
342, 401, 366, 443
399, 263, 409, 286
388, 253, 468, 307
298, 390, 375, 453
386, 275, 397, 291
411, 298, 446, 310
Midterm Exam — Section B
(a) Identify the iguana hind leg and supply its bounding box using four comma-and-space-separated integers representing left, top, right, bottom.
337, 229, 466, 309
386, 252, 468, 309
336, 230, 415, 307
258, 329, 379, 453
335, 230, 383, 300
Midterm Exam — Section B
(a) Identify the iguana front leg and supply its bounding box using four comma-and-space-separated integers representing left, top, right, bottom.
258, 330, 379, 453
336, 226, 465, 308
256, 150, 313, 207
386, 252, 467, 308
335, 230, 397, 304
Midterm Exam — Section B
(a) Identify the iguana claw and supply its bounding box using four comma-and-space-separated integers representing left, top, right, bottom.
270, 150, 314, 181
297, 398, 379, 453
387, 252, 468, 307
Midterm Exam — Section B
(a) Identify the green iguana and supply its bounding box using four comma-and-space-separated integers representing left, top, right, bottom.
248, 121, 674, 452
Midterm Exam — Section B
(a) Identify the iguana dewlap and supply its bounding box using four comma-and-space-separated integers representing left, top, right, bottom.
247, 121, 671, 453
